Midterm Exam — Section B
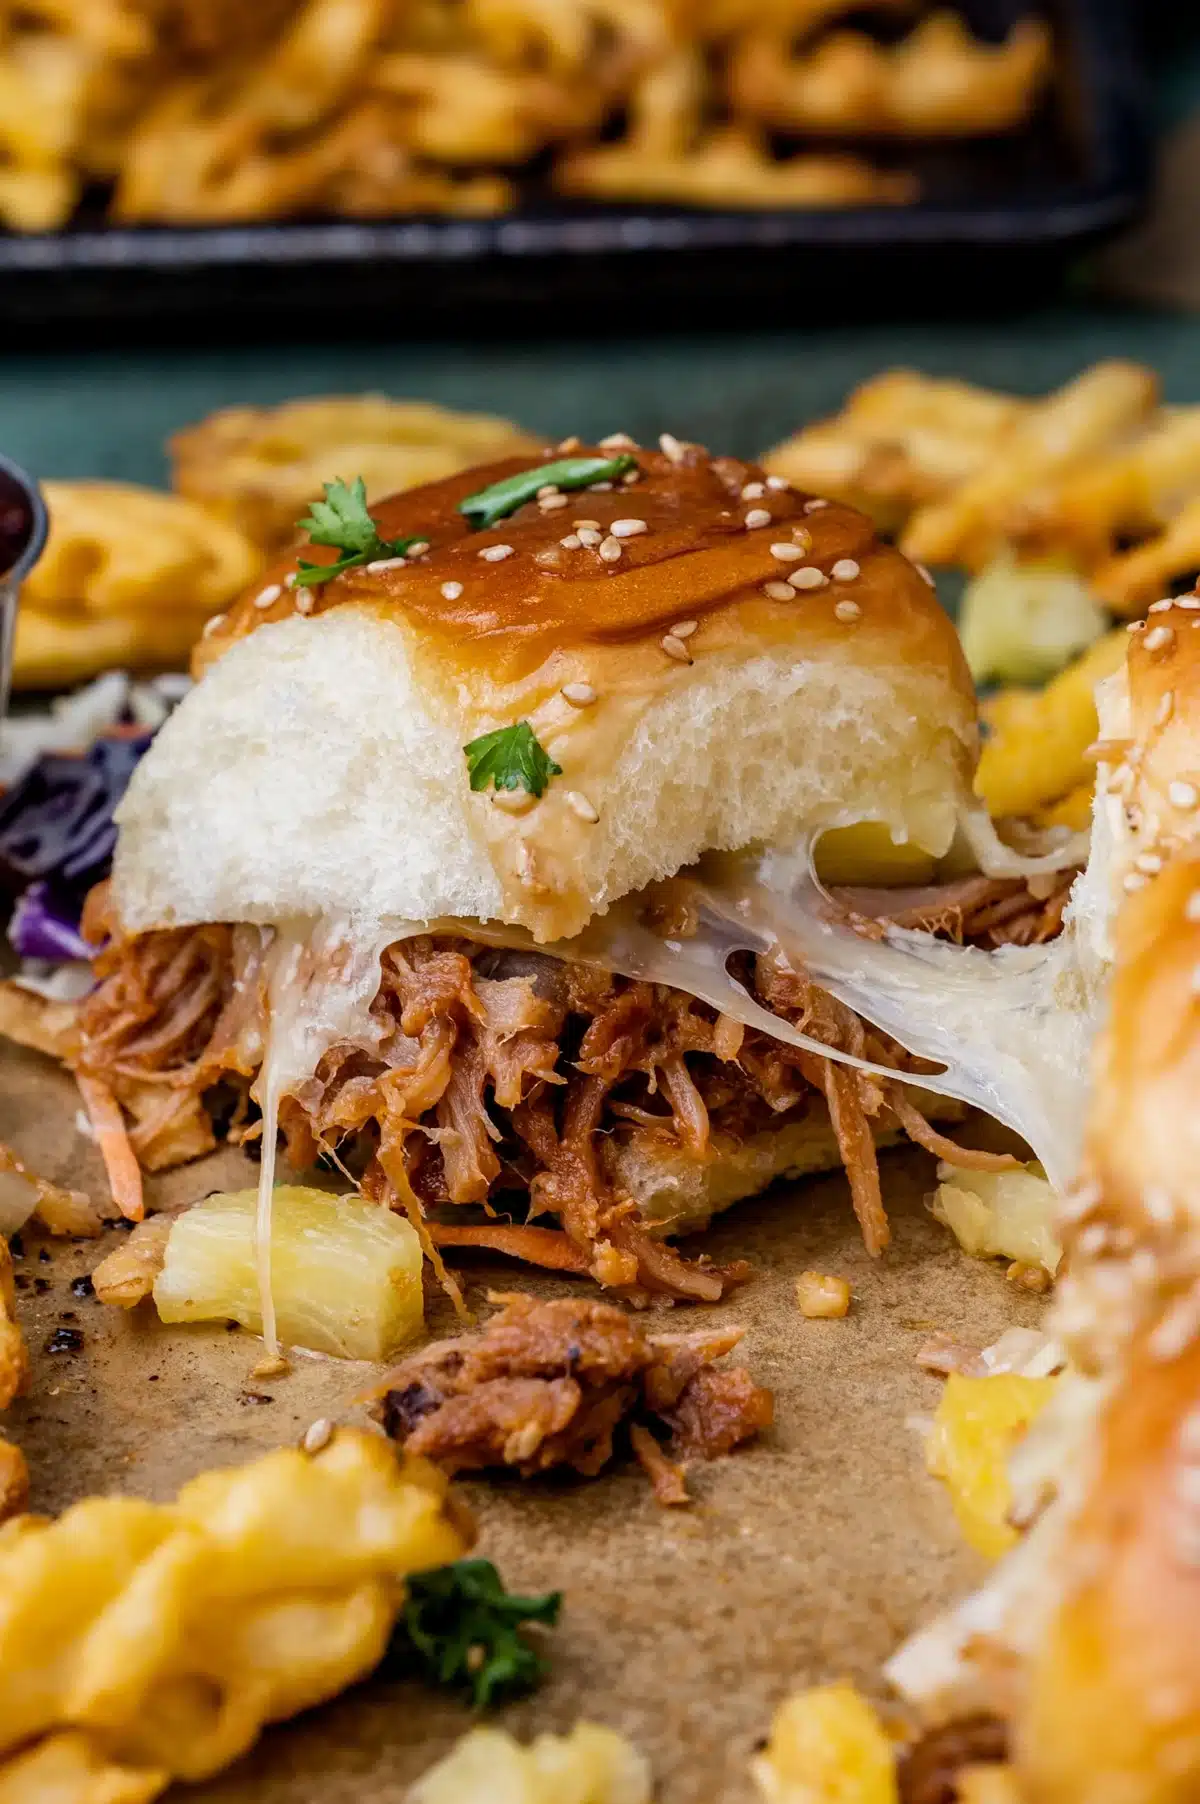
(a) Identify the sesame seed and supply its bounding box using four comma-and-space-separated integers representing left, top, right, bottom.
599, 432, 638, 450
284, 572, 298, 589
741, 481, 765, 500
610, 518, 647, 538
536, 484, 559, 498
1170, 780, 1200, 810
770, 542, 804, 561
1191, 962, 1200, 995
1156, 691, 1175, 726
577, 528, 601, 547
562, 682, 597, 707
915, 563, 936, 588
659, 432, 685, 463
479, 543, 514, 562
598, 536, 622, 562
789, 567, 827, 590
1179, 595, 1200, 610
804, 498, 830, 512
670, 619, 698, 638
744, 508, 771, 530
557, 435, 582, 452
834, 600, 861, 622
538, 493, 569, 511
1127, 620, 1145, 633
566, 790, 599, 822
1136, 851, 1163, 873
408, 540, 430, 556
253, 583, 282, 610
1181, 1410, 1200, 1456
622, 468, 640, 485
763, 581, 795, 601
573, 519, 601, 530
366, 556, 407, 573
440, 580, 463, 601
1186, 891, 1200, 921
202, 612, 225, 637
766, 475, 790, 491
491, 789, 536, 815
589, 481, 613, 492
1143, 1185, 1175, 1225
560, 534, 582, 551
302, 1417, 333, 1454
1149, 597, 1175, 613
1145, 625, 1176, 652
1123, 871, 1148, 892
294, 589, 314, 615
661, 634, 692, 663
832, 558, 860, 582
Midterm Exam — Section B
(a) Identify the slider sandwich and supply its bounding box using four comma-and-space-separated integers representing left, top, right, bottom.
69, 438, 1089, 1329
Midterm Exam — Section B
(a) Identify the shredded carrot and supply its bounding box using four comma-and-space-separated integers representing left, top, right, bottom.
430, 1222, 591, 1274
76, 1074, 144, 1222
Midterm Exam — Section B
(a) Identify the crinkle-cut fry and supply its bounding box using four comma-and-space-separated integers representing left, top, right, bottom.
27, 483, 261, 620
558, 123, 916, 209
761, 370, 1027, 529
372, 50, 590, 164
0, 1431, 468, 1785
171, 395, 539, 554
731, 12, 1052, 140
0, 1138, 102, 1239
410, 1721, 652, 1804
1016, 405, 1200, 567
974, 628, 1128, 821
465, 0, 669, 78
1091, 494, 1200, 614
90, 1213, 172, 1309
902, 361, 1159, 573
0, 981, 81, 1062
674, 0, 913, 41
0, 1730, 165, 1804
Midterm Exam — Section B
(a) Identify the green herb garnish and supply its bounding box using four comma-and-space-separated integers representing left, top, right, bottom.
464, 721, 562, 798
458, 455, 637, 530
295, 476, 422, 587
392, 1558, 562, 1708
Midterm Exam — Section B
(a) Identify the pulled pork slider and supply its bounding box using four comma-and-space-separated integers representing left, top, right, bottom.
77, 436, 1034, 1305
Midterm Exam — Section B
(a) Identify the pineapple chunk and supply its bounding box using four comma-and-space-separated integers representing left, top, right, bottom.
925, 1373, 1056, 1560
153, 1186, 424, 1361
930, 1161, 1061, 1276
410, 1723, 652, 1804
751, 1683, 899, 1804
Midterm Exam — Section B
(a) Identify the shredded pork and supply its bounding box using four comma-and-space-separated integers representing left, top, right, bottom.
70, 875, 1057, 1301
371, 1291, 773, 1504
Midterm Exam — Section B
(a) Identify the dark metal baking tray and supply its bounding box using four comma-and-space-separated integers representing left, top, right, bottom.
0, 0, 1151, 337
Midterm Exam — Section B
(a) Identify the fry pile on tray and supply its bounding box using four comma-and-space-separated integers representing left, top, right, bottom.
0, 0, 1053, 230
767, 358, 1200, 827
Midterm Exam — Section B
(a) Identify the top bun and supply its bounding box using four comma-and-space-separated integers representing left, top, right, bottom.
113, 437, 978, 941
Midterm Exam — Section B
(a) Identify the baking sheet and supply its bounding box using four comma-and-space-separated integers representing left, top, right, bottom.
2, 1039, 1044, 1802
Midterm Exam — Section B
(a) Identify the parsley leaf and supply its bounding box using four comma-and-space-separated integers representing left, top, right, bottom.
391, 1558, 561, 1709
464, 721, 562, 798
459, 455, 637, 530
294, 476, 422, 587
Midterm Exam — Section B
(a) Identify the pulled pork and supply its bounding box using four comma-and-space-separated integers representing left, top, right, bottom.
371, 1291, 773, 1505
71, 880, 1023, 1301
830, 869, 1077, 949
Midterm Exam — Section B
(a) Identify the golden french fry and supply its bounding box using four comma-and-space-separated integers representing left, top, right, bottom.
1016, 405, 1200, 566
902, 362, 1159, 572
1091, 495, 1200, 614
974, 628, 1128, 820
411, 1723, 652, 1804
171, 395, 540, 552
761, 370, 1027, 528
730, 12, 1051, 139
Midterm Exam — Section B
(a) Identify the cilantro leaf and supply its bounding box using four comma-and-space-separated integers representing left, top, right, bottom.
390, 1558, 561, 1709
464, 721, 562, 798
459, 455, 637, 530
294, 476, 423, 587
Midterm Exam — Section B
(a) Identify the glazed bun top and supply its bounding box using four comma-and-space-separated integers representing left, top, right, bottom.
114, 435, 978, 942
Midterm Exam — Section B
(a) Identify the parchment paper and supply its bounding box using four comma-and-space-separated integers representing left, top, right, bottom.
1, 1040, 1045, 1802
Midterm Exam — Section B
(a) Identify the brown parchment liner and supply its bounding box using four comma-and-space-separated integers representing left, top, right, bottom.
0, 1040, 1045, 1803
